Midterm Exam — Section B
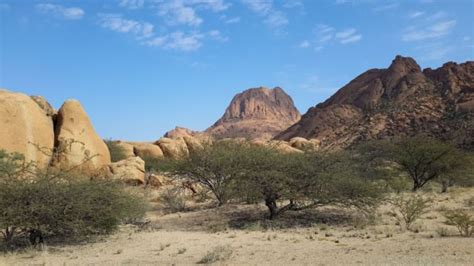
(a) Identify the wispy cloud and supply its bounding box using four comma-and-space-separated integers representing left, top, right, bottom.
36, 3, 85, 20
282, 0, 303, 9
156, 0, 229, 27
264, 10, 288, 28
242, 0, 288, 29
98, 14, 154, 39
415, 42, 452, 61
402, 20, 456, 42
299, 24, 361, 50
299, 40, 310, 48
409, 11, 425, 19
119, 0, 145, 9
224, 17, 240, 24
208, 30, 229, 42
335, 28, 362, 44
145, 31, 205, 51
158, 1, 203, 26
373, 2, 399, 12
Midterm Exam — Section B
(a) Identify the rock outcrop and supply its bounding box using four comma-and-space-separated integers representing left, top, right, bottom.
276, 56, 474, 150
53, 100, 111, 171
206, 87, 301, 140
0, 89, 55, 168
155, 137, 189, 159
107, 156, 145, 185
131, 142, 164, 159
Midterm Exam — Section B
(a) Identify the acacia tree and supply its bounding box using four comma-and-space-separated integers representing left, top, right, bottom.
234, 146, 383, 219
384, 136, 472, 191
156, 141, 248, 206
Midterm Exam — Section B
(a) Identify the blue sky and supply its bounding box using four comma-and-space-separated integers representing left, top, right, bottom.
0, 0, 473, 141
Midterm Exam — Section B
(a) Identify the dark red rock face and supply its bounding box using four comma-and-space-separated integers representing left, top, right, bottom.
276, 55, 474, 150
206, 87, 301, 140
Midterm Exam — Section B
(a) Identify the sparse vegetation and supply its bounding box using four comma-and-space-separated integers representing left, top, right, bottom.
197, 245, 233, 264
443, 209, 474, 237
389, 194, 431, 230
159, 187, 187, 213
0, 150, 147, 248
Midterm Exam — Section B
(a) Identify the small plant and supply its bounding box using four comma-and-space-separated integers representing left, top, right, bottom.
177, 248, 187, 254
443, 209, 474, 237
197, 245, 233, 264
389, 194, 431, 231
436, 227, 451, 237
465, 196, 474, 209
159, 187, 187, 213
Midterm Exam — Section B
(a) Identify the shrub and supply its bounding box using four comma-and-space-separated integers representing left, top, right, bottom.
159, 187, 187, 213
156, 141, 249, 206
358, 136, 473, 191
389, 194, 431, 230
443, 209, 474, 237
197, 245, 233, 264
105, 140, 128, 162
0, 176, 147, 246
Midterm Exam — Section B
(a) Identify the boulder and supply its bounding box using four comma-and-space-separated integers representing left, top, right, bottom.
147, 174, 171, 188
108, 156, 145, 185
289, 137, 321, 151
0, 89, 55, 168
267, 140, 304, 154
182, 135, 205, 153
155, 137, 189, 159
114, 141, 136, 158
30, 95, 56, 118
53, 100, 111, 171
131, 142, 164, 160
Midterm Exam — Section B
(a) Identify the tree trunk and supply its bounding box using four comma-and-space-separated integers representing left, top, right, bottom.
441, 179, 451, 193
3, 227, 15, 242
265, 198, 279, 220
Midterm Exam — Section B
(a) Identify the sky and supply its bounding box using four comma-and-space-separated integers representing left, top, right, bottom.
0, 0, 473, 141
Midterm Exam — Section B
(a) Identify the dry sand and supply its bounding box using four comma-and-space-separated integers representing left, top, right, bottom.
1, 188, 473, 265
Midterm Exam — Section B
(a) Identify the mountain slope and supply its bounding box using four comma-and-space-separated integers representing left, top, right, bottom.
276, 55, 474, 150
206, 87, 301, 140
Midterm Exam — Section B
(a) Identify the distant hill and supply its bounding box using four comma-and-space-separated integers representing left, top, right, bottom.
276, 55, 474, 150
205, 86, 301, 140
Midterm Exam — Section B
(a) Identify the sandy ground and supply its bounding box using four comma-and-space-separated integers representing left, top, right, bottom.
1, 188, 473, 265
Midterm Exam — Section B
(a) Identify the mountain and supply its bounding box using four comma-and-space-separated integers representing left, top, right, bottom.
276, 55, 474, 150
205, 87, 301, 140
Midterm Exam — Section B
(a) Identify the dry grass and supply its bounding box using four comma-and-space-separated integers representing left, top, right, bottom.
1, 188, 474, 265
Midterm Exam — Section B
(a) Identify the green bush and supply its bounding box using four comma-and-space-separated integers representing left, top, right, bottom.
389, 194, 431, 230
0, 176, 147, 245
443, 209, 474, 237
159, 187, 188, 213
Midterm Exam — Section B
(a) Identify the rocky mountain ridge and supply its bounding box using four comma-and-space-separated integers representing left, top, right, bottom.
205, 86, 301, 140
276, 55, 474, 150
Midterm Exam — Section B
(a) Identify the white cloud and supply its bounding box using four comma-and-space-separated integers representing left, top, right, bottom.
36, 3, 85, 20
299, 40, 310, 48
264, 11, 288, 27
208, 30, 228, 42
402, 20, 456, 42
283, 0, 303, 9
158, 1, 203, 26
99, 14, 154, 39
155, 0, 229, 26
339, 34, 362, 44
189, 0, 230, 12
415, 42, 452, 61
242, 0, 288, 29
373, 2, 399, 12
409, 11, 425, 19
335, 28, 362, 44
335, 28, 356, 39
145, 31, 205, 51
119, 0, 145, 9
241, 0, 272, 15
224, 17, 240, 24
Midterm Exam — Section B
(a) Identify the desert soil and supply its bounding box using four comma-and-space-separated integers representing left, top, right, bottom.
1, 188, 473, 266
